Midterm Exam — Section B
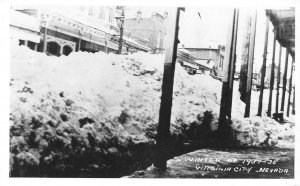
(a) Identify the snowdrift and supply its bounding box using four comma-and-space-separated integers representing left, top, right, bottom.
10, 44, 294, 176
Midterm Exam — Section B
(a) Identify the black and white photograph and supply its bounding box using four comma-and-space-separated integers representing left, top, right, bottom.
1, 0, 299, 183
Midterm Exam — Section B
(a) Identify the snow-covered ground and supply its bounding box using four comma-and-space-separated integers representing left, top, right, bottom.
10, 41, 294, 177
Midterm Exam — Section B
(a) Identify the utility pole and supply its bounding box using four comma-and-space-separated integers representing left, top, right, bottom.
244, 11, 257, 118
116, 9, 125, 54
257, 15, 270, 116
154, 7, 184, 170
267, 30, 277, 117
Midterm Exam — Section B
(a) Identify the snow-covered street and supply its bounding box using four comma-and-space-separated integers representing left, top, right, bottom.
9, 42, 294, 177
128, 148, 294, 178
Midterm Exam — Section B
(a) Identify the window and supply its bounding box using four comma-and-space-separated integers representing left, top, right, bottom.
99, 7, 106, 20
156, 31, 161, 48
219, 55, 224, 69
88, 7, 95, 17
109, 8, 114, 23
137, 11, 142, 23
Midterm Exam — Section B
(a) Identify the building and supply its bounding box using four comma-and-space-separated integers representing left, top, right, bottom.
10, 9, 41, 50
123, 8, 168, 53
177, 48, 198, 74
183, 45, 225, 77
10, 6, 150, 56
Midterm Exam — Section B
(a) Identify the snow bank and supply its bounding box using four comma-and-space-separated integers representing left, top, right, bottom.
231, 117, 294, 148
10, 44, 294, 176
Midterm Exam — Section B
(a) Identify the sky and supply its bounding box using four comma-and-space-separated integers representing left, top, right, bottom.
179, 7, 231, 48
124, 6, 291, 73
178, 7, 291, 74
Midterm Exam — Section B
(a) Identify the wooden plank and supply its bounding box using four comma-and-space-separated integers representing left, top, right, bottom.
257, 15, 270, 116
281, 49, 289, 111
287, 58, 294, 117
267, 31, 277, 117
244, 11, 257, 118
218, 9, 239, 137
154, 8, 182, 170
275, 46, 282, 113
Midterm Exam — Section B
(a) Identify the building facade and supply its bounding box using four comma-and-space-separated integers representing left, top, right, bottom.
10, 6, 150, 57
184, 45, 225, 77
124, 9, 167, 53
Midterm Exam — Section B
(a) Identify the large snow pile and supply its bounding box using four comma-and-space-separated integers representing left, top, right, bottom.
10, 44, 223, 176
10, 44, 294, 176
231, 117, 294, 148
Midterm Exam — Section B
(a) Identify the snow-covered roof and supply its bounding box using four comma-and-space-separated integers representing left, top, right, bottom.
10, 10, 40, 32
178, 48, 191, 55
10, 10, 41, 43
195, 59, 215, 70
122, 36, 151, 51
183, 39, 223, 49
43, 9, 114, 35
182, 61, 198, 69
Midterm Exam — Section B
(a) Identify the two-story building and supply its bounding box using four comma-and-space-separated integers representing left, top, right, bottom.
183, 45, 225, 77
123, 8, 168, 53
10, 6, 150, 56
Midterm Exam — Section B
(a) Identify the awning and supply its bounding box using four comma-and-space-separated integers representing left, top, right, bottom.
123, 36, 151, 51
107, 41, 119, 50
182, 61, 199, 69
195, 59, 215, 70
10, 10, 40, 32
267, 8, 295, 59
10, 26, 41, 43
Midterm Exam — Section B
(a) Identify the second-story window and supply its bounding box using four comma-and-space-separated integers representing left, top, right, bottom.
156, 31, 161, 48
219, 55, 224, 69
88, 7, 95, 17
109, 8, 114, 23
99, 7, 106, 20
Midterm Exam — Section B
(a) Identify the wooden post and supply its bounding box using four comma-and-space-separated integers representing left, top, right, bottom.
281, 49, 289, 111
34, 43, 38, 51
77, 28, 83, 52
218, 9, 239, 136
244, 11, 257, 118
77, 34, 81, 52
287, 59, 294, 117
59, 45, 63, 56
292, 85, 295, 115
77, 37, 81, 52
43, 23, 48, 53
227, 9, 239, 117
275, 46, 282, 113
154, 7, 183, 170
267, 30, 277, 117
257, 15, 270, 116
